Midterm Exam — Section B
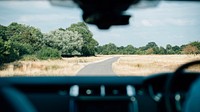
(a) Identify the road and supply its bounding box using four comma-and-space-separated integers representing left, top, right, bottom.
76, 57, 119, 76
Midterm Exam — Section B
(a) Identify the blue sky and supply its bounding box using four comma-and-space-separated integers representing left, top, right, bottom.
0, 1, 200, 47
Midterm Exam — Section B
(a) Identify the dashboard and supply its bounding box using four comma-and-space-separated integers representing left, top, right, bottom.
0, 72, 199, 112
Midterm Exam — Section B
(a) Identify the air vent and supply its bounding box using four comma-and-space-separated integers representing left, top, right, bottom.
105, 85, 127, 96
69, 85, 136, 97
70, 85, 79, 97
79, 86, 101, 96
70, 85, 101, 97
126, 85, 136, 96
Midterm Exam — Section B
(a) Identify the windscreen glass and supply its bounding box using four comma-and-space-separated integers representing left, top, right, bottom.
0, 1, 200, 76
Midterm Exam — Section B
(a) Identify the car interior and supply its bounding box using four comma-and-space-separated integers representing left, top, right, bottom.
0, 60, 200, 112
0, 0, 200, 112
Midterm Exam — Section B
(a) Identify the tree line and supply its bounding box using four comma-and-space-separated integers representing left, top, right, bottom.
96, 41, 200, 55
0, 22, 98, 65
0, 22, 200, 65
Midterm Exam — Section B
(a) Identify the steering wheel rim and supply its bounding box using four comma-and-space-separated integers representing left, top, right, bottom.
165, 60, 200, 112
1, 86, 37, 112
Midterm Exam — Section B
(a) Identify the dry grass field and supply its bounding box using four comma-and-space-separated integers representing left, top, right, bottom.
1, 55, 200, 77
0, 56, 112, 77
113, 55, 200, 76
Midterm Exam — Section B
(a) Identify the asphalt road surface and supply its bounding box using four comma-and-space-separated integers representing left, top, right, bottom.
76, 57, 119, 76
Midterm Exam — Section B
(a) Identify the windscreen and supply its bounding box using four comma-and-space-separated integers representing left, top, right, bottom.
0, 1, 200, 76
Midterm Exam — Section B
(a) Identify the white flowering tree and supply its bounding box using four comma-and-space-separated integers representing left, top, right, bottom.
43, 29, 83, 55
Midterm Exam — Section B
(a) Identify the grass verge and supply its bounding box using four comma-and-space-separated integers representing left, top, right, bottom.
112, 55, 200, 76
0, 55, 111, 76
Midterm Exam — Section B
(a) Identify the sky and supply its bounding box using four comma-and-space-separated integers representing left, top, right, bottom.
0, 1, 200, 47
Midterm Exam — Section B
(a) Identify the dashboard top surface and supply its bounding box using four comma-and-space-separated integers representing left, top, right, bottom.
0, 75, 148, 85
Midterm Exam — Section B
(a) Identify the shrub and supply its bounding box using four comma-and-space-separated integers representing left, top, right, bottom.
36, 47, 61, 60
21, 55, 38, 61
2, 40, 21, 63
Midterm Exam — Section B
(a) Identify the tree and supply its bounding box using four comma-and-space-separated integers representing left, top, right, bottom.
182, 45, 199, 54
0, 25, 7, 40
166, 44, 172, 50
43, 29, 83, 56
145, 42, 158, 49
142, 42, 159, 54
166, 44, 175, 54
100, 43, 117, 55
153, 46, 160, 54
135, 49, 145, 55
0, 38, 5, 65
6, 22, 43, 52
117, 46, 125, 54
172, 45, 181, 54
189, 41, 200, 51
124, 45, 136, 54
146, 48, 154, 54
67, 22, 98, 56
0, 24, 30, 64
96, 46, 103, 54
0, 25, 7, 64
159, 46, 166, 54
1, 40, 22, 64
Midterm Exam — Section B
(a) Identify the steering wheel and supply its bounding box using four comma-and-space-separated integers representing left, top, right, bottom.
165, 60, 200, 112
1, 86, 37, 112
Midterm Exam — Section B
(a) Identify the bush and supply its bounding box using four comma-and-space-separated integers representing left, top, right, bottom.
2, 40, 21, 63
36, 47, 61, 60
12, 42, 35, 55
21, 55, 38, 61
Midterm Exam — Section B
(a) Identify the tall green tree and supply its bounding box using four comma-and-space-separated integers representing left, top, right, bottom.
159, 46, 167, 54
67, 22, 98, 56
166, 44, 175, 54
0, 24, 31, 64
6, 22, 43, 53
143, 42, 159, 54
0, 25, 7, 64
117, 46, 125, 54
172, 45, 181, 54
145, 42, 158, 50
100, 43, 118, 55
124, 45, 136, 54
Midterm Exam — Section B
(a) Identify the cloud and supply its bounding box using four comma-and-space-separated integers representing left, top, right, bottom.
18, 14, 63, 22
141, 20, 154, 27
2, 1, 51, 9
18, 14, 79, 23
140, 19, 166, 27
165, 18, 196, 26
140, 18, 197, 27
110, 33, 121, 37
